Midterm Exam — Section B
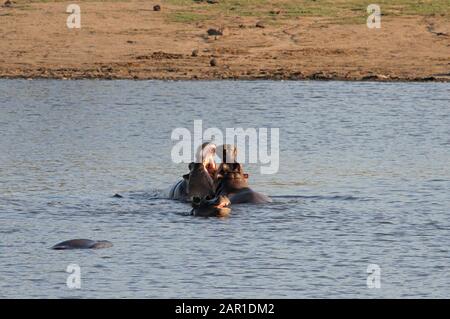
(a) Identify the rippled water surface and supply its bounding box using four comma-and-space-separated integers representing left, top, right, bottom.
0, 80, 449, 298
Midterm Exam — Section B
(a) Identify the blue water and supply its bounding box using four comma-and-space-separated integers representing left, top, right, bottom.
0, 80, 449, 298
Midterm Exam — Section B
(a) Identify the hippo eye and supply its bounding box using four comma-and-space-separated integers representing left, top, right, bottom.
192, 197, 201, 204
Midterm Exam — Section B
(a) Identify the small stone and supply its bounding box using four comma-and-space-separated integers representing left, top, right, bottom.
153, 4, 161, 11
255, 21, 265, 28
210, 58, 218, 67
3, 0, 12, 7
191, 49, 199, 57
207, 0, 219, 4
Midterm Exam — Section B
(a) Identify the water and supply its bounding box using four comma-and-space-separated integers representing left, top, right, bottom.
0, 80, 449, 298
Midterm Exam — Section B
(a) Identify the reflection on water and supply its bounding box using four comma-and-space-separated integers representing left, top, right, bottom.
0, 80, 449, 298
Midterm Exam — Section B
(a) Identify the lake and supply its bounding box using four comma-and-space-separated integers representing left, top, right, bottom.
0, 80, 449, 298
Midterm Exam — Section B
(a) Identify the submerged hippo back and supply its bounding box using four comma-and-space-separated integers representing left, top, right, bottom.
52, 239, 113, 250
215, 163, 272, 204
168, 178, 188, 200
228, 188, 272, 204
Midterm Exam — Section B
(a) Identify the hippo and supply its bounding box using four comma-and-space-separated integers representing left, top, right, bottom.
191, 195, 231, 217
52, 239, 113, 250
214, 144, 238, 190
169, 161, 215, 201
215, 163, 272, 204
169, 142, 217, 201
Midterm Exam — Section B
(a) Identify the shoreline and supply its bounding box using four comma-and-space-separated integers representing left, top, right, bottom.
2, 1, 449, 82
1, 74, 449, 82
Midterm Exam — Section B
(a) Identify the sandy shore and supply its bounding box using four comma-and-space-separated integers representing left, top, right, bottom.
1, 1, 449, 81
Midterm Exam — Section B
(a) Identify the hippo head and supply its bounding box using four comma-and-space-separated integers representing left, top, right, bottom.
184, 162, 215, 200
195, 142, 217, 177
191, 195, 231, 217
215, 162, 249, 195
217, 144, 238, 164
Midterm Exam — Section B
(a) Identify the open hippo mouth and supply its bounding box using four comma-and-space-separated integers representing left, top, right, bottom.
212, 195, 231, 208
201, 143, 217, 176
204, 161, 216, 176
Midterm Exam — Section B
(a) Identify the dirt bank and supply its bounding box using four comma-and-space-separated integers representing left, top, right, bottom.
1, 1, 449, 81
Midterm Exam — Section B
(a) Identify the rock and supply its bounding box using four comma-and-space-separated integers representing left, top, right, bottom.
3, 0, 12, 7
112, 193, 123, 198
191, 49, 199, 57
362, 74, 390, 81
207, 27, 229, 37
377, 74, 389, 80
153, 4, 161, 11
255, 21, 265, 28
207, 0, 219, 3
310, 72, 330, 80
207, 28, 223, 36
210, 58, 218, 67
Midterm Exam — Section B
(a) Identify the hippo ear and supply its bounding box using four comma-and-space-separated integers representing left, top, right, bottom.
182, 173, 189, 180
188, 162, 194, 171
243, 173, 249, 179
